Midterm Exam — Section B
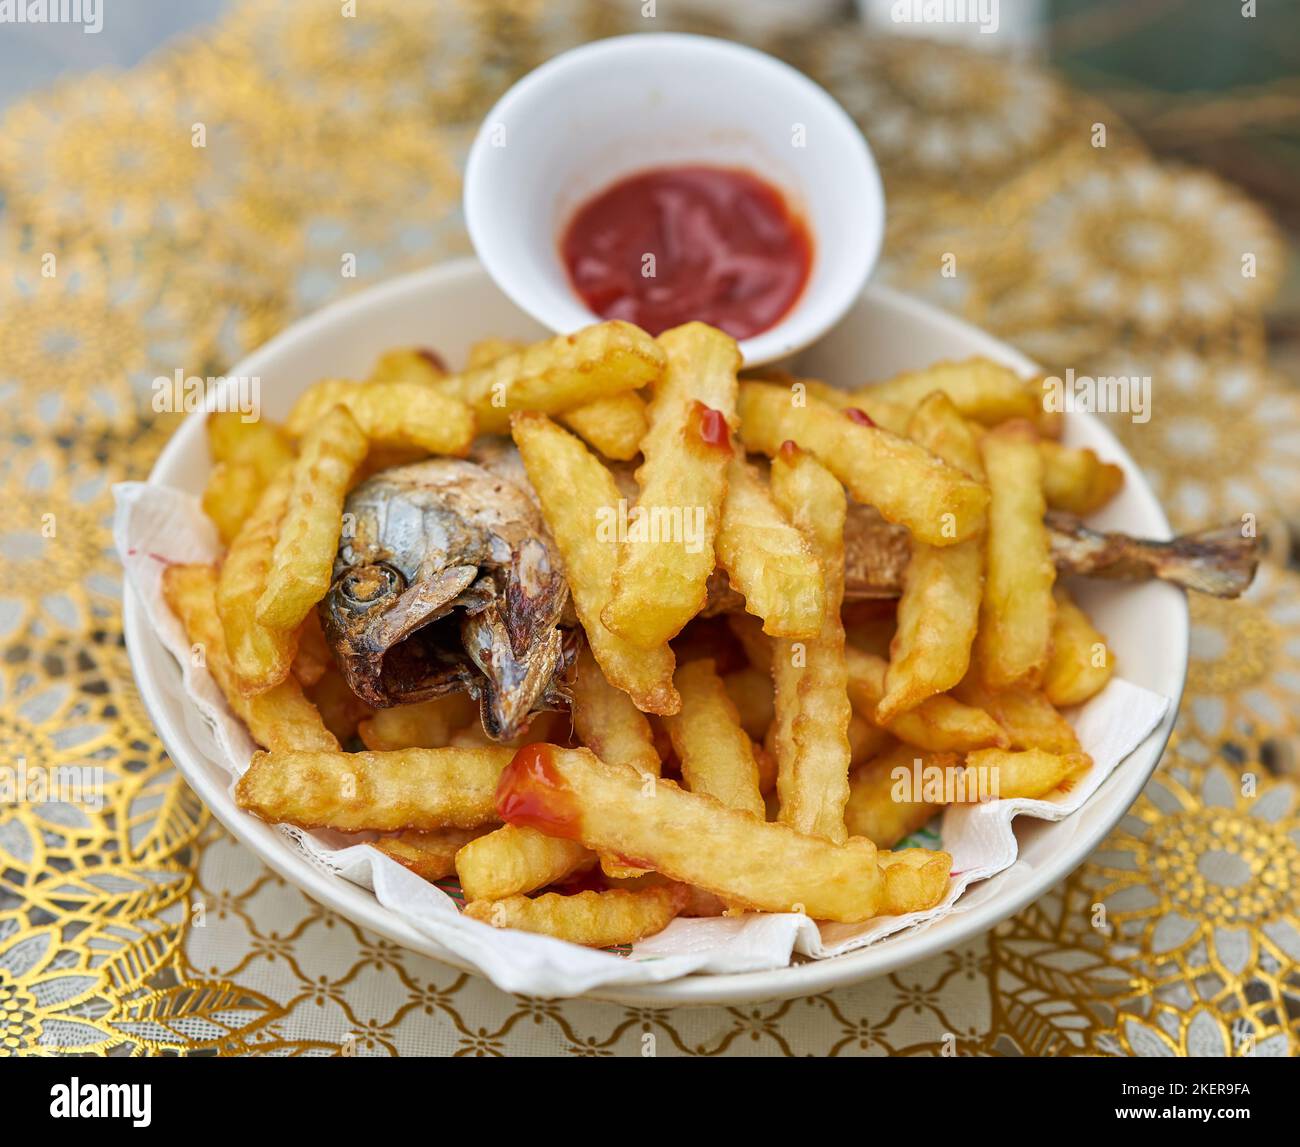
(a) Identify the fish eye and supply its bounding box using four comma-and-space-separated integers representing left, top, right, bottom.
337, 563, 404, 607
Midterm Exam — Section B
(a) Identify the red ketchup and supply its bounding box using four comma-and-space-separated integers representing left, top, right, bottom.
496, 744, 581, 839
692, 401, 733, 454
561, 166, 813, 339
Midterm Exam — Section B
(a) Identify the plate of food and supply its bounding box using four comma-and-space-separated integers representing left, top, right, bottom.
116, 36, 1256, 1004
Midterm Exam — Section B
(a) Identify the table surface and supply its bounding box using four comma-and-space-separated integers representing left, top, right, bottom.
1, 0, 1297, 1057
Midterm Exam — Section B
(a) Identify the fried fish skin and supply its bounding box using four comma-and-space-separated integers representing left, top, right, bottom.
235, 746, 515, 832
464, 884, 688, 948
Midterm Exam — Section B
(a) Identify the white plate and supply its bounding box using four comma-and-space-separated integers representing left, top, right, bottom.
123, 258, 1187, 1005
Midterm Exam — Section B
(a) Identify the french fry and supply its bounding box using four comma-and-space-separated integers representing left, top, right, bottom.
961, 747, 1093, 800
844, 742, 956, 847
722, 666, 774, 740
435, 321, 664, 433
715, 454, 825, 638
664, 659, 764, 819
464, 884, 688, 947
1043, 586, 1114, 707
952, 676, 1082, 754
217, 471, 298, 695
285, 380, 475, 456
235, 746, 515, 831
975, 420, 1055, 688
497, 745, 882, 922
465, 337, 522, 370
202, 461, 265, 546
848, 713, 891, 765
366, 347, 446, 383
207, 411, 295, 472
511, 412, 679, 714
1040, 442, 1125, 515
290, 609, 331, 687
570, 645, 661, 777
370, 827, 484, 882
455, 825, 592, 901
846, 647, 1007, 752
876, 393, 986, 723
736, 382, 988, 546
256, 407, 369, 634
794, 378, 912, 434
878, 848, 952, 915
852, 359, 1039, 426
163, 564, 338, 752
357, 694, 477, 751
769, 445, 853, 842
603, 323, 738, 648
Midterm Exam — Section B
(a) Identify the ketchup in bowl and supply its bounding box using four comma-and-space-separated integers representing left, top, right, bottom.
561, 165, 813, 340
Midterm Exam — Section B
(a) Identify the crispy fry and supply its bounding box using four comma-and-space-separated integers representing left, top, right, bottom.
465, 337, 522, 370
511, 412, 678, 714
844, 742, 956, 847
878, 847, 952, 915
163, 564, 338, 752
290, 609, 331, 687
570, 644, 661, 777
304, 665, 374, 743
435, 321, 664, 433
848, 713, 891, 765
370, 827, 484, 882
356, 694, 477, 751
737, 382, 988, 546
769, 445, 853, 842
853, 359, 1039, 426
207, 411, 295, 472
497, 745, 883, 922
952, 676, 1082, 754
715, 454, 825, 638
665, 659, 764, 819
846, 647, 1007, 752
455, 825, 592, 901
217, 472, 298, 695
603, 323, 738, 647
876, 394, 986, 723
1043, 586, 1114, 707
202, 461, 265, 546
794, 378, 912, 434
722, 666, 774, 740
285, 380, 475, 456
256, 407, 369, 633
1040, 441, 1125, 515
235, 746, 515, 831
975, 420, 1055, 689
464, 884, 688, 947
366, 347, 446, 384
961, 747, 1093, 800
557, 392, 649, 462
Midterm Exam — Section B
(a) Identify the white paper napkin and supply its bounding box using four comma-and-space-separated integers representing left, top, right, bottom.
114, 481, 1170, 996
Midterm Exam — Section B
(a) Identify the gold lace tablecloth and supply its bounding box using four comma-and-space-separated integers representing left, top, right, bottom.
2, 0, 1298, 1058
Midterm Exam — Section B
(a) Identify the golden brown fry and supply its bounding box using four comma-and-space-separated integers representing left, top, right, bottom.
952, 676, 1082, 754
603, 323, 738, 648
848, 713, 890, 765
715, 454, 825, 638
722, 666, 774, 740
464, 884, 688, 947
794, 378, 912, 434
846, 647, 1007, 752
570, 644, 661, 777
356, 694, 477, 751
1040, 441, 1125, 515
366, 347, 446, 384
769, 445, 853, 842
256, 407, 369, 634
202, 461, 265, 546
975, 420, 1055, 689
435, 321, 664, 433
960, 747, 1093, 800
370, 827, 484, 882
217, 472, 298, 695
163, 564, 338, 752
1043, 587, 1115, 707
877, 847, 952, 915
455, 825, 592, 901
285, 380, 475, 456
557, 392, 649, 462
235, 746, 515, 832
844, 742, 956, 847
465, 337, 521, 370
665, 659, 764, 819
290, 610, 331, 687
737, 382, 988, 546
876, 393, 986, 723
207, 411, 295, 472
304, 666, 374, 744
853, 359, 1039, 426
497, 746, 882, 922
511, 412, 678, 715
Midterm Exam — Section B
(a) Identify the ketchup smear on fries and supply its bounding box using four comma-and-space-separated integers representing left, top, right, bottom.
562, 165, 812, 339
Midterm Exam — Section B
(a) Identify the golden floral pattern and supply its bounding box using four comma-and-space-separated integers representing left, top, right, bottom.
0, 0, 1296, 1056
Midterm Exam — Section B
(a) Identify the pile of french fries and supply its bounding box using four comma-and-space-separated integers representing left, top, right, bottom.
169, 317, 1124, 949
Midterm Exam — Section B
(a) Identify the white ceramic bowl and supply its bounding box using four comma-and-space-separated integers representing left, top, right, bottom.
464, 34, 884, 367
124, 258, 1186, 1005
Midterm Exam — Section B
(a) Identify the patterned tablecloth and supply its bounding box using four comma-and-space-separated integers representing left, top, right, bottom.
1, 0, 1297, 1057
